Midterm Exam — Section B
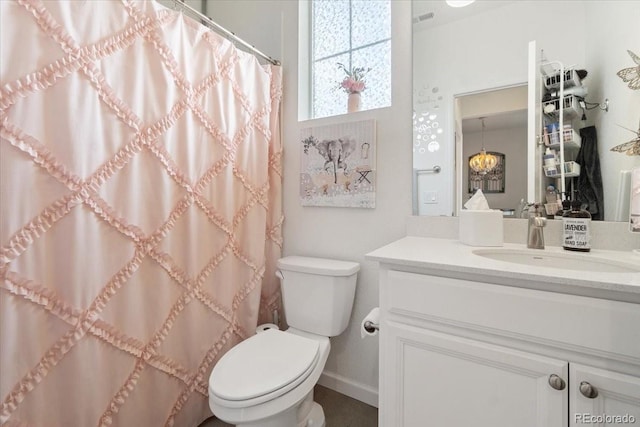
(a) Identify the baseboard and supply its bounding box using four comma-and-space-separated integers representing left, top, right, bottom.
317, 370, 379, 408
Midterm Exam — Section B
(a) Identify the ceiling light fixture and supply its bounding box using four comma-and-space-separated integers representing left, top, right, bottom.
446, 0, 476, 7
469, 117, 498, 175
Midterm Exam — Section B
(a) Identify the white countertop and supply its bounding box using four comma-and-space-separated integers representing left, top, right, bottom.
366, 236, 640, 303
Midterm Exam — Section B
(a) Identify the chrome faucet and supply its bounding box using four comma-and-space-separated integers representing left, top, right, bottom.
527, 204, 547, 249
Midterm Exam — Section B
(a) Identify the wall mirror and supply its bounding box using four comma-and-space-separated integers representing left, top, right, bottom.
412, 0, 640, 220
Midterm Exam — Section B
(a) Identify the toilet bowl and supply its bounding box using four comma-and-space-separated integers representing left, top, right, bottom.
208, 256, 359, 427
208, 328, 330, 427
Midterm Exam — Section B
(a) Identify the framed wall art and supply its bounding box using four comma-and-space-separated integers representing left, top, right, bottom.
300, 119, 376, 208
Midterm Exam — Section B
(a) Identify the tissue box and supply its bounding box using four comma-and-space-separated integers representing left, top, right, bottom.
459, 210, 504, 247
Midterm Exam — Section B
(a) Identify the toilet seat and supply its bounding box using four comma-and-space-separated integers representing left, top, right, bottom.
209, 329, 320, 407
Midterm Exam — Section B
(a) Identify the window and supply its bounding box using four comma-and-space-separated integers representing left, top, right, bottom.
311, 0, 391, 118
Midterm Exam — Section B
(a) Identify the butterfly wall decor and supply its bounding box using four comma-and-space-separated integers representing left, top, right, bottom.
610, 122, 640, 156
617, 50, 640, 90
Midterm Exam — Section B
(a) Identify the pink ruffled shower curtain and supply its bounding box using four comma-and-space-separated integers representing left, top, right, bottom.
0, 1, 282, 425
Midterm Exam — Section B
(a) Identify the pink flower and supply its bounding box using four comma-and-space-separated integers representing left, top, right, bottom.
352, 80, 365, 93
336, 63, 371, 94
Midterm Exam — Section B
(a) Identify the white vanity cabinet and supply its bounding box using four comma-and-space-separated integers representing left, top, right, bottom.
377, 268, 640, 427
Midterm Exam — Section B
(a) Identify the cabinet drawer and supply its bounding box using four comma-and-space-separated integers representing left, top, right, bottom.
385, 270, 640, 364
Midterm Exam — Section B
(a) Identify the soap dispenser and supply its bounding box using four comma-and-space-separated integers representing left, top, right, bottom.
562, 199, 591, 252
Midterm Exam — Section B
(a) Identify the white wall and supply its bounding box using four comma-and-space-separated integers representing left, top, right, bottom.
204, 0, 413, 405
204, 1, 283, 61
460, 85, 528, 119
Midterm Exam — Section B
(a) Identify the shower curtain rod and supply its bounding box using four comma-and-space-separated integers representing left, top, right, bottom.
170, 0, 281, 66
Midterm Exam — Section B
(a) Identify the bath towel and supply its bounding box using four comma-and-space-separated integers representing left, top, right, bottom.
576, 126, 604, 220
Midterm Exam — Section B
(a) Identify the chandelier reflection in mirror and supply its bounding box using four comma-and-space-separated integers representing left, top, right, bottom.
469, 117, 498, 175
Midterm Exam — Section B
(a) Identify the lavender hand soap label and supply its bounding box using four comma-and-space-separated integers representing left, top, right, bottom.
563, 218, 591, 251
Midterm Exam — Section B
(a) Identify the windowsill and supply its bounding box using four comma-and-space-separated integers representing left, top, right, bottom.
300, 105, 392, 123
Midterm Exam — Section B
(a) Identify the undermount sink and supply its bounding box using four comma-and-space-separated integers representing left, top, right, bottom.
472, 248, 640, 273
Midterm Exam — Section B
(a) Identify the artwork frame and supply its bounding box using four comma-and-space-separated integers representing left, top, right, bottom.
468, 151, 505, 194
300, 119, 376, 208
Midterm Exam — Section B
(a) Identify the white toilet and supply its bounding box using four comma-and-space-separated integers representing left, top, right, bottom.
208, 256, 359, 427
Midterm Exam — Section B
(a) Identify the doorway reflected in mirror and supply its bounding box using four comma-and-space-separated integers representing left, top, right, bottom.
456, 85, 528, 215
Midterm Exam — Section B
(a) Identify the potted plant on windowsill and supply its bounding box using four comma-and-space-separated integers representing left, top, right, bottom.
337, 63, 371, 113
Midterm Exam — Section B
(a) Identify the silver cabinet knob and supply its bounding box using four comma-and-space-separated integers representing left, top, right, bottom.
548, 374, 566, 391
579, 381, 598, 399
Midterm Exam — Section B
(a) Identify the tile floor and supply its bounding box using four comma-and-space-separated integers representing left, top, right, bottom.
199, 385, 378, 427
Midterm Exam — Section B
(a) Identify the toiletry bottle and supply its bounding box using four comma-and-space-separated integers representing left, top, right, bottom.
550, 123, 559, 144
555, 198, 571, 220
543, 126, 550, 145
545, 185, 557, 204
543, 148, 556, 168
562, 200, 591, 252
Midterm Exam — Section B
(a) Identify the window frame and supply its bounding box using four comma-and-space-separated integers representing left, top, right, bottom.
309, 0, 391, 118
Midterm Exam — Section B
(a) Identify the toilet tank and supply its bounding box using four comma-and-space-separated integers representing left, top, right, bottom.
277, 256, 359, 337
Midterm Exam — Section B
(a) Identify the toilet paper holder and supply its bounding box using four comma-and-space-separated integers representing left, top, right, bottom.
363, 320, 379, 333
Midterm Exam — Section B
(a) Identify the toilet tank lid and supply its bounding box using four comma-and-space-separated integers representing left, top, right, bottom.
277, 256, 360, 276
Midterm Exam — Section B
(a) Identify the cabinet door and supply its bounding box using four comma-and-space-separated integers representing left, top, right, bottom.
381, 322, 567, 427
570, 364, 640, 426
